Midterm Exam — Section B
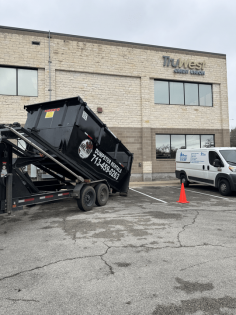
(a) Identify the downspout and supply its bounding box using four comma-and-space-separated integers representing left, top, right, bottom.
48, 30, 52, 101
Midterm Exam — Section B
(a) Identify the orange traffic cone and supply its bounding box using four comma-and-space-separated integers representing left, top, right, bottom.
177, 183, 189, 203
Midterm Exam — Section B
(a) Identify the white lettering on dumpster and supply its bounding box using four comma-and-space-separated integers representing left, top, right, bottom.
90, 148, 122, 180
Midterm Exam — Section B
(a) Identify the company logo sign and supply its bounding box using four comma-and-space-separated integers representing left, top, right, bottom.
201, 152, 206, 156
163, 56, 205, 75
78, 139, 93, 159
180, 152, 187, 161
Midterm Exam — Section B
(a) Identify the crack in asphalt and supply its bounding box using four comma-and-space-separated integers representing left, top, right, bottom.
180, 254, 236, 271
0, 239, 229, 283
102, 243, 226, 251
0, 242, 116, 282
4, 298, 40, 303
177, 210, 199, 247
100, 242, 114, 275
0, 252, 110, 282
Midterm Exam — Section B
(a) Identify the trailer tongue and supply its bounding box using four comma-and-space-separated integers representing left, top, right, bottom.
0, 96, 133, 214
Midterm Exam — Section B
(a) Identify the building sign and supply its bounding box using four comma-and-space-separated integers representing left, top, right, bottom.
163, 56, 205, 75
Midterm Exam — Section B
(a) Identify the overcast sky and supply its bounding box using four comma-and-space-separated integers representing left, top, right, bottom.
1, 0, 236, 129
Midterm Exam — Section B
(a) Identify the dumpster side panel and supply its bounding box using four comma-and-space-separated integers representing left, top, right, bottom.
24, 97, 133, 193
66, 126, 128, 191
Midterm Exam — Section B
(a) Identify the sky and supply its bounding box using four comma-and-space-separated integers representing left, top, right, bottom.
1, 0, 236, 129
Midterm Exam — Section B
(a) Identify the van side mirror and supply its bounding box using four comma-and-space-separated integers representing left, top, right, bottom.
213, 159, 221, 167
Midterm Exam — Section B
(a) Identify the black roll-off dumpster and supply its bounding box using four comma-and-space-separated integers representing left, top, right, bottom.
0, 96, 133, 213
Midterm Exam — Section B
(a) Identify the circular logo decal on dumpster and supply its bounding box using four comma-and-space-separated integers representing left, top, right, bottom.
78, 139, 93, 159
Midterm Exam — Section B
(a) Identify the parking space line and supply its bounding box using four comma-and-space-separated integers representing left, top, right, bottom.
129, 188, 167, 203
170, 186, 230, 200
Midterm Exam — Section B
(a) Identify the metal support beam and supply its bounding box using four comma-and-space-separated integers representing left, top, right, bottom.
6, 126, 84, 182
6, 173, 13, 215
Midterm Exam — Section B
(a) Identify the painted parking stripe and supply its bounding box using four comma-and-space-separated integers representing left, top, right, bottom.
171, 186, 230, 200
129, 188, 167, 203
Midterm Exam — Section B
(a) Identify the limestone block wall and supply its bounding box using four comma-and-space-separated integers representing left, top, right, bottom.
0, 26, 230, 180
55, 70, 142, 127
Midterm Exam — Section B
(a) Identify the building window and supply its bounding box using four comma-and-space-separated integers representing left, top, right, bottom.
156, 134, 215, 159
0, 67, 38, 96
199, 84, 212, 106
170, 82, 184, 105
154, 80, 212, 106
185, 83, 198, 105
154, 81, 169, 104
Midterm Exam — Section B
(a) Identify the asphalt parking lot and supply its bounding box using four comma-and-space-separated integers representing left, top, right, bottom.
1, 182, 236, 315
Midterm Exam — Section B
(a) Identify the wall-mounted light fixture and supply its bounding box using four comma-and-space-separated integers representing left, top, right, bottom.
97, 107, 103, 113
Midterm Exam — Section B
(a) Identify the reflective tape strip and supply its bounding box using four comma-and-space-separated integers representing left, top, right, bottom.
39, 195, 54, 199
19, 198, 34, 203
45, 195, 54, 199
58, 192, 70, 196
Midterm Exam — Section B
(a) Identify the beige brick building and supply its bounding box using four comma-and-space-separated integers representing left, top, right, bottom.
0, 26, 230, 181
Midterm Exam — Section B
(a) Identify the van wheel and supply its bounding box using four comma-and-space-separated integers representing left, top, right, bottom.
219, 179, 232, 196
95, 183, 109, 206
77, 186, 95, 211
180, 174, 189, 187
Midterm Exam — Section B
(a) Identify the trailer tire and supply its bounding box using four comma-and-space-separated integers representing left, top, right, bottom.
219, 179, 232, 196
77, 186, 95, 211
95, 183, 109, 206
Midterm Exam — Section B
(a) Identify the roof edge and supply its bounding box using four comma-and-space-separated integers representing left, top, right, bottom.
0, 25, 226, 58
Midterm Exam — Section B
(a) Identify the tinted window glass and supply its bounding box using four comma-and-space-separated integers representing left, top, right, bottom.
185, 83, 198, 105
154, 81, 169, 104
199, 84, 212, 106
170, 82, 184, 105
18, 69, 38, 96
171, 135, 186, 158
0, 67, 16, 95
186, 135, 200, 149
156, 135, 170, 158
209, 151, 223, 166
201, 135, 214, 148
219, 150, 236, 165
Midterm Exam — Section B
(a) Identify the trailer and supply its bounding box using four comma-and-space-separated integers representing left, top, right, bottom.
0, 96, 133, 214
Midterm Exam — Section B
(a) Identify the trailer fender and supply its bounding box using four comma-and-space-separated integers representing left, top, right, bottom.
71, 183, 85, 199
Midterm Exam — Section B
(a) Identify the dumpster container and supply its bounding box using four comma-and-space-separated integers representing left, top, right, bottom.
0, 96, 133, 213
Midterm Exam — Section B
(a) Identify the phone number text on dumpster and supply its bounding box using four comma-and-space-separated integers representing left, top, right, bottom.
91, 149, 122, 180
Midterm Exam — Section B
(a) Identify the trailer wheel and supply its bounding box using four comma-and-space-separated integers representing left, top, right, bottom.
77, 186, 95, 211
95, 183, 109, 206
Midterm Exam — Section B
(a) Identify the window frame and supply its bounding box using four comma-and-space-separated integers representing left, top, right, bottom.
154, 79, 213, 107
0, 65, 38, 97
155, 134, 215, 159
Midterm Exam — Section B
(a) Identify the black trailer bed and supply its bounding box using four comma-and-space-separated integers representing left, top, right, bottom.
0, 96, 133, 214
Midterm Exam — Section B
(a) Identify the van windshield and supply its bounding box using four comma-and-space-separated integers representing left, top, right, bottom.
219, 150, 236, 165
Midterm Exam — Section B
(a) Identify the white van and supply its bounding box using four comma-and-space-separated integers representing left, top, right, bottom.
175, 148, 236, 196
